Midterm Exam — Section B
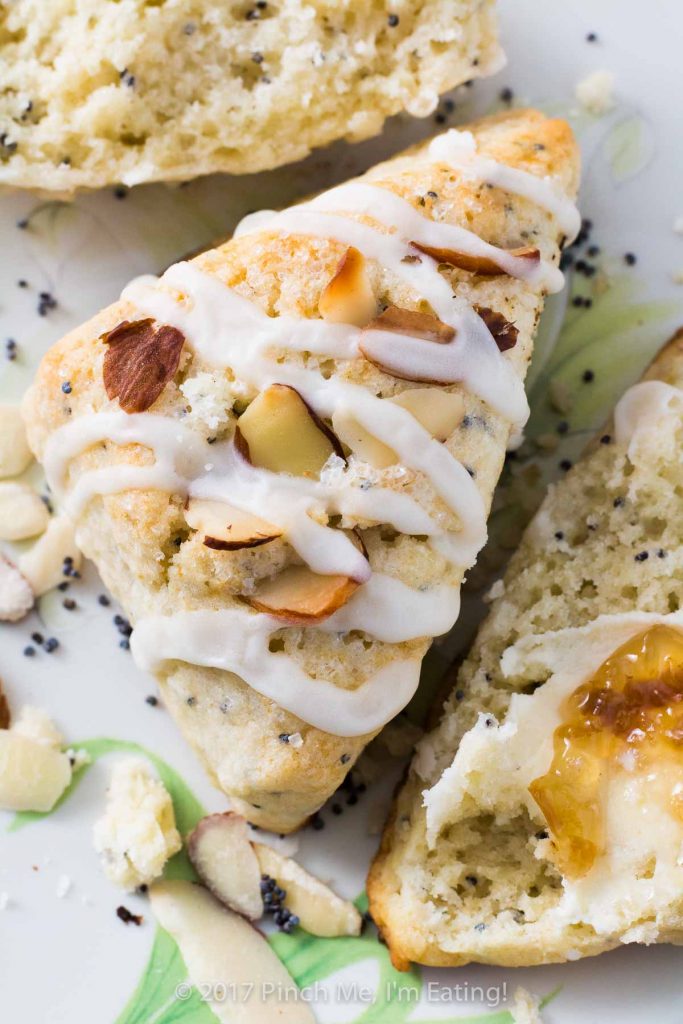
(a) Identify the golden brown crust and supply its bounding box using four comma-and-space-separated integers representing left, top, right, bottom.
23, 109, 579, 833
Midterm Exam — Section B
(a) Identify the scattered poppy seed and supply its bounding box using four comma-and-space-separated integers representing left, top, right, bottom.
387, 13, 399, 26
582, 369, 595, 382
635, 551, 649, 562
310, 814, 325, 831
613, 496, 625, 508
499, 86, 513, 103
554, 531, 564, 540
658, 549, 667, 558
44, 637, 59, 653
31, 632, 44, 644
559, 459, 572, 471
98, 594, 110, 606
61, 381, 72, 394
600, 434, 612, 444
114, 186, 127, 199
340, 753, 350, 764
119, 639, 130, 650
17, 218, 28, 230
145, 695, 158, 707
23, 646, 36, 657
278, 733, 291, 743
18, 279, 28, 288
62, 598, 77, 610
586, 32, 598, 42
624, 252, 637, 266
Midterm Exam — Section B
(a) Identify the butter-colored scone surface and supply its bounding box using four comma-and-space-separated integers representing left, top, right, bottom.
0, 0, 502, 192
368, 329, 683, 969
24, 109, 579, 832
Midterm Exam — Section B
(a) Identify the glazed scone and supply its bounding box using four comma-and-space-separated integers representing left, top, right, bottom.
0, 0, 503, 193
23, 109, 579, 832
368, 329, 683, 968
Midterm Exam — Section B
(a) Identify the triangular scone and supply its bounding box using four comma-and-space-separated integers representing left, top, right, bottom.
369, 329, 683, 968
24, 110, 579, 833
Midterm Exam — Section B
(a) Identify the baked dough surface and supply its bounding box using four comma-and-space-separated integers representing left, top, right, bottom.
0, 0, 501, 192
23, 110, 579, 832
368, 329, 683, 969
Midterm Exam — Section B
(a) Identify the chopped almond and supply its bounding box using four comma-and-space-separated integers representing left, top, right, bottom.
0, 680, 10, 730
188, 813, 263, 919
363, 305, 455, 344
185, 498, 282, 551
318, 247, 377, 326
0, 555, 33, 622
390, 388, 465, 440
0, 482, 50, 541
102, 318, 185, 413
475, 305, 519, 352
0, 404, 33, 479
331, 409, 398, 468
411, 242, 540, 276
235, 384, 344, 478
18, 515, 81, 597
246, 564, 358, 624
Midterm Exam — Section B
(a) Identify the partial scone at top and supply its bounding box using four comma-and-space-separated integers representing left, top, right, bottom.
369, 328, 683, 969
0, 0, 502, 193
24, 109, 579, 833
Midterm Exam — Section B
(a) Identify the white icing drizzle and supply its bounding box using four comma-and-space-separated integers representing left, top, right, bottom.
43, 129, 577, 734
614, 380, 683, 451
427, 129, 581, 240
131, 608, 422, 736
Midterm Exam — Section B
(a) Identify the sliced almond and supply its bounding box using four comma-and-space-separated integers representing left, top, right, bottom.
187, 813, 263, 919
411, 242, 540, 276
363, 305, 455, 344
235, 384, 344, 478
390, 388, 465, 441
0, 555, 33, 622
246, 564, 358, 624
254, 843, 362, 938
0, 404, 33, 478
318, 247, 377, 326
185, 498, 282, 551
331, 409, 398, 468
475, 305, 519, 352
102, 318, 186, 414
0, 730, 72, 811
150, 880, 314, 1024
0, 482, 50, 541
18, 514, 81, 597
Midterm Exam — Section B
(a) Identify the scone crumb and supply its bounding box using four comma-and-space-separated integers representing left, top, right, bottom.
510, 986, 543, 1024
575, 70, 616, 115
93, 758, 181, 890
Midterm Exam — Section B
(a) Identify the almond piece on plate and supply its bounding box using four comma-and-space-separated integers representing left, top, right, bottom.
102, 318, 186, 414
184, 498, 282, 551
235, 384, 344, 478
18, 514, 81, 596
0, 482, 50, 540
254, 843, 362, 938
245, 564, 359, 624
0, 708, 72, 812
390, 388, 465, 441
318, 246, 377, 326
0, 404, 33, 478
0, 555, 33, 622
332, 409, 398, 468
187, 813, 263, 919
0, 680, 10, 730
411, 241, 540, 276
150, 879, 315, 1024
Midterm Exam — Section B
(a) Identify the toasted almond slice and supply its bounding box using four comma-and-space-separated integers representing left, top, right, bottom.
102, 318, 186, 414
18, 514, 81, 597
187, 813, 263, 920
246, 565, 358, 624
185, 498, 283, 551
0, 404, 33, 479
254, 843, 362, 938
235, 384, 344, 478
150, 880, 314, 1024
0, 482, 50, 541
0, 555, 33, 622
331, 409, 398, 468
411, 242, 540, 276
390, 388, 465, 441
0, 730, 72, 811
363, 305, 455, 344
475, 305, 519, 352
318, 246, 377, 326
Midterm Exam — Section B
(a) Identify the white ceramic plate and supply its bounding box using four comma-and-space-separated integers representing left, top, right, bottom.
2, 1, 683, 1021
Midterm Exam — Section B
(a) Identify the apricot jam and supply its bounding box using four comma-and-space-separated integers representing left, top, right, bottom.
529, 624, 683, 878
